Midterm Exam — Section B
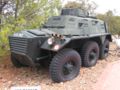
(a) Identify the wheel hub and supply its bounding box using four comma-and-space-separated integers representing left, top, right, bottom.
63, 61, 75, 76
89, 51, 97, 62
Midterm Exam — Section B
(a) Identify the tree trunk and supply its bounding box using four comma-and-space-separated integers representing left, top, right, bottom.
0, 0, 8, 31
13, 0, 19, 31
15, 0, 19, 20
0, 0, 2, 31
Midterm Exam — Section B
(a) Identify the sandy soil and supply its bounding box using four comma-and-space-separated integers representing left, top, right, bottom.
0, 42, 119, 90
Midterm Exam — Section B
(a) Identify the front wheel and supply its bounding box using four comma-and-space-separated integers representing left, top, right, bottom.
49, 49, 81, 83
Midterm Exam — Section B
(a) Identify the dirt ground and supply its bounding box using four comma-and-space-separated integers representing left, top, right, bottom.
0, 42, 119, 90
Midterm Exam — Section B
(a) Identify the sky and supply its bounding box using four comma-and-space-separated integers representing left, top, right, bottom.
61, 0, 120, 16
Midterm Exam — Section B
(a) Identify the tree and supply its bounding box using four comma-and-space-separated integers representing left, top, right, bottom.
0, 0, 8, 31
97, 10, 120, 36
0, 0, 61, 56
64, 0, 97, 14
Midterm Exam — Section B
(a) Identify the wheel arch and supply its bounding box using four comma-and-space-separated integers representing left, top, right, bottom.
60, 35, 112, 50
89, 37, 102, 46
62, 37, 102, 50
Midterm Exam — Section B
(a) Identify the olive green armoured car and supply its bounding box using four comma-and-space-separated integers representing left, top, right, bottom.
9, 8, 112, 82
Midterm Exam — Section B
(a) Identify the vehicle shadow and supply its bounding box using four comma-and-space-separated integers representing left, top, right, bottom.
0, 57, 53, 87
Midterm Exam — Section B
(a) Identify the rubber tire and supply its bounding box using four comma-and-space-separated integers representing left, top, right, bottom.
11, 54, 23, 68
99, 40, 109, 59
49, 49, 81, 83
81, 41, 99, 67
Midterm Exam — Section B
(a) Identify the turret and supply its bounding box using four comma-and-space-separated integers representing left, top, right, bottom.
61, 8, 89, 17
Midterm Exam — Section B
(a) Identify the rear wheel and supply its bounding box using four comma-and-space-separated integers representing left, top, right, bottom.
99, 40, 109, 59
81, 41, 99, 67
49, 49, 81, 82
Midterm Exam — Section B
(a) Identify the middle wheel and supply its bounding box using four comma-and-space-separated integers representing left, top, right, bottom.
81, 41, 99, 67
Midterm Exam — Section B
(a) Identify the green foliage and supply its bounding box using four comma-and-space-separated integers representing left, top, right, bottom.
97, 11, 120, 35
0, 0, 61, 56
0, 24, 12, 56
64, 0, 97, 13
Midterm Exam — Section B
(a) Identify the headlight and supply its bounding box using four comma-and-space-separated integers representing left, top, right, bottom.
53, 44, 60, 51
47, 37, 54, 45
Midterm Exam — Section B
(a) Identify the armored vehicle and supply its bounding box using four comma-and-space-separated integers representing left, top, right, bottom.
9, 8, 112, 82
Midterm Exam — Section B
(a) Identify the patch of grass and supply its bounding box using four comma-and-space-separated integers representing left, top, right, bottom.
0, 50, 10, 60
